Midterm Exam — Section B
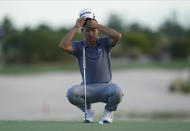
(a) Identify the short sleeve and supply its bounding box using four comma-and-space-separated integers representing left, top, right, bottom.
70, 41, 80, 56
104, 36, 115, 52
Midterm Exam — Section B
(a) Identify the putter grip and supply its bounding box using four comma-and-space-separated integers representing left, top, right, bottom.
83, 46, 86, 69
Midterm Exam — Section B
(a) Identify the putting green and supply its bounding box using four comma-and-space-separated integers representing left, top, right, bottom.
0, 120, 190, 131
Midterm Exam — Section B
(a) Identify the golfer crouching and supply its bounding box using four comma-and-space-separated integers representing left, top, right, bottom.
59, 8, 124, 123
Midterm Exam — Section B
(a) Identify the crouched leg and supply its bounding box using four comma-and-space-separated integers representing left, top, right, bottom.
66, 85, 91, 112
105, 83, 124, 111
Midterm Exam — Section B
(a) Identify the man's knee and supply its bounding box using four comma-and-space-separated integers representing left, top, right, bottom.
66, 85, 83, 104
66, 85, 77, 103
110, 83, 124, 103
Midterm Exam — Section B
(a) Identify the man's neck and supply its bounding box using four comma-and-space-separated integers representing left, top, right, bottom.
86, 40, 97, 47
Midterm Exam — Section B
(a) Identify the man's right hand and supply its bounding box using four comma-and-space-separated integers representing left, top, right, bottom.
75, 16, 86, 29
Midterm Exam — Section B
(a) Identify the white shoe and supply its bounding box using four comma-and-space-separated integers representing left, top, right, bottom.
83, 109, 94, 123
102, 110, 113, 123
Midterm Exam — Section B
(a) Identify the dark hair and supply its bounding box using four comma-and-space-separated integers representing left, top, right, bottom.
82, 18, 97, 28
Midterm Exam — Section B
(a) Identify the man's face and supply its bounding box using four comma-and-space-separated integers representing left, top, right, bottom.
82, 19, 98, 43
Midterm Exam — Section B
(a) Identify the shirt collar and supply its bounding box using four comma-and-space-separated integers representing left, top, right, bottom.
83, 37, 100, 47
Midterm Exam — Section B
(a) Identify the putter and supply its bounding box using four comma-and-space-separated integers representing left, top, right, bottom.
83, 45, 87, 121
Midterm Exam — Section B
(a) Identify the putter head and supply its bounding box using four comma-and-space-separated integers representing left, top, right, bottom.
83, 119, 93, 123
83, 112, 94, 123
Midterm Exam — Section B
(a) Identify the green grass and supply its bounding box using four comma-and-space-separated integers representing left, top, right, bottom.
0, 64, 78, 74
0, 120, 190, 131
0, 60, 190, 74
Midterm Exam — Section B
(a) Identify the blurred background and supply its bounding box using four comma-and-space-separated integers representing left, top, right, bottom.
0, 0, 190, 121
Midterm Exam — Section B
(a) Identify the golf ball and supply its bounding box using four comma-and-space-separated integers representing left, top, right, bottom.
98, 121, 103, 125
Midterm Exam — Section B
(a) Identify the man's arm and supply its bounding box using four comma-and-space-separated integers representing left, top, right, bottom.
59, 16, 86, 53
86, 20, 122, 46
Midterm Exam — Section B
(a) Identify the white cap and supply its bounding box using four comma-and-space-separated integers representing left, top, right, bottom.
79, 8, 95, 19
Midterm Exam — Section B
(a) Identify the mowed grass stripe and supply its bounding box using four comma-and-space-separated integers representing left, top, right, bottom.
0, 120, 190, 131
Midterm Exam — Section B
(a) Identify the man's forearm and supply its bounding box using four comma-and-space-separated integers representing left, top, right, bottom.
59, 26, 78, 49
59, 16, 85, 52
96, 24, 121, 39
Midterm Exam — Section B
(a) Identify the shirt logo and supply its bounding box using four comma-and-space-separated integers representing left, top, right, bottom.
98, 49, 102, 54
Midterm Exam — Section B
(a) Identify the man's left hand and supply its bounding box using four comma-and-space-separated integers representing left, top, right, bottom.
86, 20, 99, 29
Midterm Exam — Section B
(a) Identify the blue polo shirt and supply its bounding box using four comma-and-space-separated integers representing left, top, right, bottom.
71, 36, 114, 84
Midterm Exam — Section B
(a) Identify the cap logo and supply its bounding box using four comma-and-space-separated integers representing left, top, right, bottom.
80, 12, 92, 17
